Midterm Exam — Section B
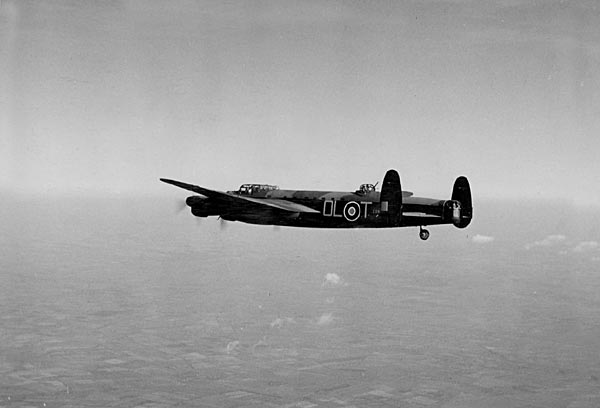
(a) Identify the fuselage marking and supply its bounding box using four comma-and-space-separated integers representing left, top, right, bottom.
322, 200, 372, 221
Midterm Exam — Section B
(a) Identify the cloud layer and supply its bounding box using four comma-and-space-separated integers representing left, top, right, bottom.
316, 313, 334, 326
472, 234, 495, 244
270, 317, 295, 329
525, 234, 566, 250
322, 273, 343, 287
525, 235, 600, 257
573, 241, 599, 253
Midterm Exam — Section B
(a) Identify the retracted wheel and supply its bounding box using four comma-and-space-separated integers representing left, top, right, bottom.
419, 227, 430, 241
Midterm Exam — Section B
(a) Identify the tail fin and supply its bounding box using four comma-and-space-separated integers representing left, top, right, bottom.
451, 176, 472, 228
380, 169, 402, 227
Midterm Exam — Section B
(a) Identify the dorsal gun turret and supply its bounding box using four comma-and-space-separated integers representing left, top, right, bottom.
355, 183, 377, 195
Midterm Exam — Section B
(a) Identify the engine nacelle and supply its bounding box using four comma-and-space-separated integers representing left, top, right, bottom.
187, 195, 219, 218
191, 207, 210, 217
186, 195, 205, 207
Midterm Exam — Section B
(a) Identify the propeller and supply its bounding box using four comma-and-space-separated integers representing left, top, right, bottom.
175, 199, 188, 214
218, 216, 227, 230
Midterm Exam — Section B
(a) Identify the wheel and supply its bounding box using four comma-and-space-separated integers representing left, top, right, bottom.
419, 228, 430, 241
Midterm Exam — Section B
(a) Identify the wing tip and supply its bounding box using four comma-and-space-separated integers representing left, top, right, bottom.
160, 178, 193, 191
160, 178, 179, 186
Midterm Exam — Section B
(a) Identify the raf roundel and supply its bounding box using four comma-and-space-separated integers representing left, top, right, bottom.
343, 201, 361, 222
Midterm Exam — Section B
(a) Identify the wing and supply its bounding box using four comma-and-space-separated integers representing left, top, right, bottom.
244, 197, 321, 213
160, 178, 320, 214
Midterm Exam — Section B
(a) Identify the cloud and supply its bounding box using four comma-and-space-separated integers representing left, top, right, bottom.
270, 317, 295, 329
573, 241, 599, 253
226, 340, 240, 354
322, 273, 343, 287
251, 336, 269, 352
316, 313, 334, 326
525, 234, 566, 250
472, 234, 494, 244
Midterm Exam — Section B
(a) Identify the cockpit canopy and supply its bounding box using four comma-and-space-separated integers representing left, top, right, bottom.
238, 184, 279, 195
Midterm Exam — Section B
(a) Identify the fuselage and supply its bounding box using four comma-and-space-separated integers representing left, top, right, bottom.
217, 187, 447, 228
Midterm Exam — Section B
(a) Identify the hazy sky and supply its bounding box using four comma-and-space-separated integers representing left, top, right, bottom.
2, 1, 599, 203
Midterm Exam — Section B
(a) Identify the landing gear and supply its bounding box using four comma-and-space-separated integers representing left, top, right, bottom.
419, 227, 430, 241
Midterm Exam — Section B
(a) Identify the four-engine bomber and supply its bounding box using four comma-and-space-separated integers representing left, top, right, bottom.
161, 169, 472, 240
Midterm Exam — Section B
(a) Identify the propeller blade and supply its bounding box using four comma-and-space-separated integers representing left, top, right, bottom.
175, 200, 188, 214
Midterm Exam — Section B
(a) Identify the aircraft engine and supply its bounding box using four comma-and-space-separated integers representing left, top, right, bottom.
191, 207, 210, 217
186, 195, 205, 207
186, 195, 219, 217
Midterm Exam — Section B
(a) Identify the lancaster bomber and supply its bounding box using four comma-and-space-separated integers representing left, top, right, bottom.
160, 169, 472, 240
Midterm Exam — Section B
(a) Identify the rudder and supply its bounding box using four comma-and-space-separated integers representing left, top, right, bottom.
380, 169, 402, 227
451, 176, 472, 228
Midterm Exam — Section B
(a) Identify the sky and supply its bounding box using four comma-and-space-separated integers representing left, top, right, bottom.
1, 0, 600, 204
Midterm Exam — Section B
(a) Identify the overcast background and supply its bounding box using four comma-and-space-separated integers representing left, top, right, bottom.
3, 2, 600, 406
1, 0, 599, 204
